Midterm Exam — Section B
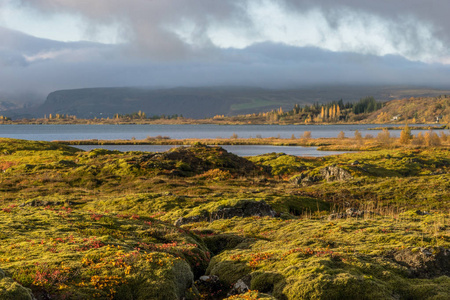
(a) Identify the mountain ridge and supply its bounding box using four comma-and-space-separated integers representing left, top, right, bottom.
5, 85, 450, 120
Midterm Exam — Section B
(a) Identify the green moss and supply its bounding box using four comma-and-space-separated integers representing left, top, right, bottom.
0, 277, 34, 300
207, 255, 252, 287
251, 271, 285, 294
2, 139, 450, 299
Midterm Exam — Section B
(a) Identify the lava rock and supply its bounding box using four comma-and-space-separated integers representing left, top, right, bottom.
319, 165, 353, 182
175, 200, 276, 226
391, 247, 450, 278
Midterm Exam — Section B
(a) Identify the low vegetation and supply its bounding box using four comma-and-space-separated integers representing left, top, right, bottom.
0, 137, 449, 299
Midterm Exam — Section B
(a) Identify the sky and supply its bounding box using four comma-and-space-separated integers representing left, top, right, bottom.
1, 0, 450, 102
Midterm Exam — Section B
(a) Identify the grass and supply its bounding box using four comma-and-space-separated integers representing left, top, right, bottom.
0, 138, 449, 299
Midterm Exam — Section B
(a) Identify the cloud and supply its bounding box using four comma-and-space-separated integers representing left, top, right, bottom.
1, 25, 450, 100
2, 1, 450, 101
5, 0, 450, 64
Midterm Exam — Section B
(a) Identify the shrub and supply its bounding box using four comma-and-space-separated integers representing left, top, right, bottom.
399, 124, 412, 145
302, 131, 312, 139
424, 131, 441, 147
377, 129, 391, 145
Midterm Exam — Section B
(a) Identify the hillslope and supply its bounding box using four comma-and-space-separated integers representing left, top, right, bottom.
10, 86, 450, 119
365, 95, 450, 123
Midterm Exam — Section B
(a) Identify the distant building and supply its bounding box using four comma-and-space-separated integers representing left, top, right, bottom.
392, 114, 402, 121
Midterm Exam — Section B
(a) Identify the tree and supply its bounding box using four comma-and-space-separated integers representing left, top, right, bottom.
399, 124, 412, 145
354, 130, 363, 145
411, 132, 425, 146
377, 128, 391, 145
353, 96, 381, 114
425, 131, 441, 147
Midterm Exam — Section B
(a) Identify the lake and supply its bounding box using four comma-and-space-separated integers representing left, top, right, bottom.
0, 124, 444, 141
0, 124, 445, 157
74, 144, 350, 157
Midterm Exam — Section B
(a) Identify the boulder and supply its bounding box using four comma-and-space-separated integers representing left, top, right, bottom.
319, 165, 353, 182
291, 173, 319, 186
0, 276, 35, 300
227, 275, 251, 296
327, 208, 376, 220
415, 210, 430, 216
195, 275, 226, 299
391, 247, 450, 278
175, 200, 276, 226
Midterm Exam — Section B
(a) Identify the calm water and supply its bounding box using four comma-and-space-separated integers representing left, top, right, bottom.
0, 124, 445, 157
0, 124, 444, 141
75, 144, 349, 157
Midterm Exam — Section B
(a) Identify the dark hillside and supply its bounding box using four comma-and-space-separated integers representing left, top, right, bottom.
18, 86, 450, 119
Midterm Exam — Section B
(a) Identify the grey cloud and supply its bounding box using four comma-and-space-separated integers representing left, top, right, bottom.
2, 1, 450, 101
9, 0, 450, 62
1, 26, 450, 100
12, 0, 249, 58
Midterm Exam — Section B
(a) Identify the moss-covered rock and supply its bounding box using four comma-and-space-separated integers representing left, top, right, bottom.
0, 277, 34, 300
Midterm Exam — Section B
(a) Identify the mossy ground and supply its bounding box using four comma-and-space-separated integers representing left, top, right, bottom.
0, 138, 449, 299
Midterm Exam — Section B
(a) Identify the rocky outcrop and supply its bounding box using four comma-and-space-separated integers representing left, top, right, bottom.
391, 247, 450, 278
134, 144, 267, 177
328, 208, 377, 220
195, 275, 227, 299
319, 165, 353, 182
227, 275, 251, 296
291, 173, 320, 186
19, 200, 75, 207
175, 200, 276, 226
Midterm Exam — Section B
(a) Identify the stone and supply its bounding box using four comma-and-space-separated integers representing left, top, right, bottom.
319, 165, 353, 182
227, 277, 251, 296
291, 173, 319, 186
391, 247, 450, 278
174, 200, 276, 226
195, 275, 226, 299
327, 208, 376, 220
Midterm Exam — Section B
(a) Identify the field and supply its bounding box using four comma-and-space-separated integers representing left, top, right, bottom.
0, 137, 449, 299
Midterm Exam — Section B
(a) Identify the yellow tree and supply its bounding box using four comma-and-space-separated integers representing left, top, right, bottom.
399, 124, 412, 144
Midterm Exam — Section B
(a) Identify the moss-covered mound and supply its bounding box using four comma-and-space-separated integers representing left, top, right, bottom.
133, 143, 267, 177
0, 205, 209, 299
0, 138, 450, 299
0, 138, 79, 154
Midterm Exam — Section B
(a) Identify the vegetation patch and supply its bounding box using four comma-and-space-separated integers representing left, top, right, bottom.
0, 139, 450, 299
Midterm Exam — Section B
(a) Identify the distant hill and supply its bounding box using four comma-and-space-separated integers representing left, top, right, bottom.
6, 86, 450, 119
0, 101, 20, 112
365, 95, 450, 123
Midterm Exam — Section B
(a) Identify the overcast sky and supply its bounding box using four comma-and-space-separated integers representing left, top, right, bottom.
2, 0, 450, 101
